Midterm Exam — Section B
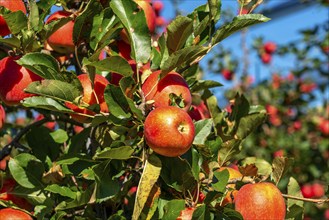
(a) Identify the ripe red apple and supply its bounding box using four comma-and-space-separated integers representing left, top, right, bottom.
235, 182, 286, 220
0, 155, 10, 170
153, 1, 164, 14
265, 105, 278, 115
0, 104, 5, 129
273, 149, 285, 158
312, 183, 325, 198
0, 0, 26, 36
261, 52, 272, 64
142, 71, 192, 112
301, 184, 314, 198
65, 74, 109, 123
219, 167, 243, 206
135, 0, 156, 33
221, 69, 233, 80
0, 178, 33, 211
177, 207, 195, 220
46, 11, 75, 54
144, 106, 195, 157
0, 208, 32, 220
0, 56, 42, 106
318, 119, 329, 136
263, 42, 277, 54
188, 100, 210, 121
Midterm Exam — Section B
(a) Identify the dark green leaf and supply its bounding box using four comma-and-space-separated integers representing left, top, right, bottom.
271, 157, 294, 185
1, 9, 27, 35
22, 96, 74, 113
191, 80, 222, 92
93, 146, 134, 160
86, 56, 133, 76
211, 14, 270, 46
45, 184, 76, 199
218, 139, 241, 166
0, 37, 21, 48
235, 112, 267, 140
166, 16, 193, 54
55, 190, 93, 211
212, 169, 229, 192
193, 119, 213, 146
162, 199, 185, 220
8, 153, 45, 189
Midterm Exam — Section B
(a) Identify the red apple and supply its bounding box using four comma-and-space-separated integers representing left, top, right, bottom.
273, 149, 285, 158
312, 183, 325, 198
142, 71, 192, 112
0, 104, 5, 129
299, 82, 316, 93
266, 105, 278, 115
235, 182, 286, 220
73, 125, 84, 134
46, 11, 75, 54
0, 208, 32, 220
263, 42, 277, 54
0, 56, 42, 106
135, 0, 156, 34
0, 0, 26, 36
261, 52, 272, 64
318, 119, 329, 136
35, 114, 56, 130
0, 155, 10, 170
144, 106, 195, 157
65, 74, 109, 123
153, 1, 164, 14
155, 16, 166, 27
301, 184, 314, 198
177, 207, 195, 220
188, 100, 210, 121
221, 69, 233, 80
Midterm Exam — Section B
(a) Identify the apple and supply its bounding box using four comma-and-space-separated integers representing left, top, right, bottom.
155, 16, 166, 27
0, 56, 42, 106
117, 40, 132, 60
219, 167, 243, 206
273, 149, 285, 158
0, 155, 10, 170
35, 114, 56, 130
0, 178, 33, 211
144, 106, 195, 157
318, 119, 329, 136
299, 82, 316, 93
73, 125, 84, 134
235, 182, 286, 220
177, 207, 195, 220
46, 11, 75, 54
0, 0, 27, 36
261, 52, 272, 64
265, 105, 278, 115
153, 1, 164, 14
221, 69, 233, 80
312, 183, 325, 198
135, 0, 156, 34
293, 120, 302, 131
188, 100, 210, 121
0, 104, 5, 129
142, 71, 192, 112
263, 42, 277, 54
65, 74, 109, 123
0, 208, 32, 220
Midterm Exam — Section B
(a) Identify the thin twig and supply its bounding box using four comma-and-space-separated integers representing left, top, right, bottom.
282, 194, 329, 204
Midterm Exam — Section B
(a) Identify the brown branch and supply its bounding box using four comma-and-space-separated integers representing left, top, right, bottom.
282, 194, 329, 204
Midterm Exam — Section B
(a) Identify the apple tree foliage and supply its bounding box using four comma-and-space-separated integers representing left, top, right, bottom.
0, 0, 326, 219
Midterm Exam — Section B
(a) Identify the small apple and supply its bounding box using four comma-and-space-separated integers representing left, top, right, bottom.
0, 155, 10, 170
263, 42, 277, 54
155, 16, 166, 27
153, 1, 164, 14
235, 182, 286, 220
273, 149, 285, 158
73, 125, 84, 134
188, 100, 210, 121
65, 74, 109, 123
218, 167, 243, 206
0, 56, 42, 106
265, 105, 278, 115
0, 0, 27, 36
318, 119, 329, 136
299, 82, 316, 93
221, 69, 233, 80
301, 184, 314, 198
261, 52, 272, 64
46, 11, 75, 54
177, 207, 195, 220
144, 106, 195, 157
0, 208, 32, 220
0, 104, 5, 129
142, 71, 192, 111
312, 183, 325, 198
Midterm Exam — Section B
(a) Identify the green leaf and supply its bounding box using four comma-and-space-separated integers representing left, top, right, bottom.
132, 154, 162, 220
218, 139, 241, 166
166, 16, 193, 54
73, 0, 103, 44
160, 45, 209, 76
241, 157, 272, 177
190, 80, 222, 92
212, 168, 229, 192
162, 199, 186, 220
55, 190, 93, 211
93, 161, 120, 203
26, 126, 60, 162
208, 0, 221, 21
0, 37, 21, 48
45, 184, 76, 199
22, 96, 74, 113
86, 56, 133, 76
211, 14, 270, 46
110, 0, 151, 63
25, 80, 81, 103
8, 153, 45, 189
1, 9, 27, 35
193, 119, 213, 146
93, 146, 134, 160
17, 53, 62, 80
104, 84, 132, 120
271, 157, 294, 185
235, 112, 267, 140
50, 129, 69, 144
287, 177, 304, 209
28, 0, 40, 32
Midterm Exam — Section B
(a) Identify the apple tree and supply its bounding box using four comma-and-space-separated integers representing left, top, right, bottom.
0, 0, 327, 219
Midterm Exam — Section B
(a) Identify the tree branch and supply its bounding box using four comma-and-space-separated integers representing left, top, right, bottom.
282, 194, 329, 204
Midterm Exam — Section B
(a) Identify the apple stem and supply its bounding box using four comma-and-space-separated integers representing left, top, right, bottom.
282, 193, 329, 204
